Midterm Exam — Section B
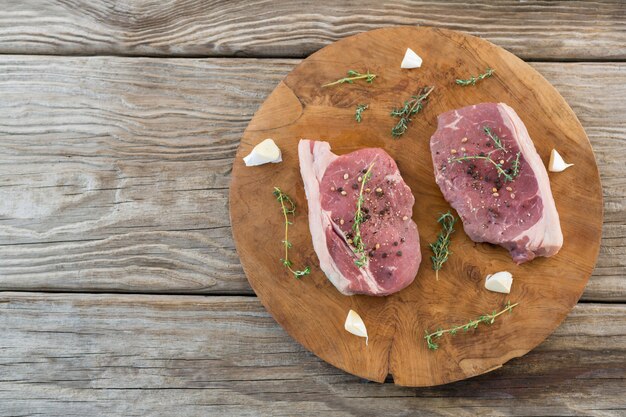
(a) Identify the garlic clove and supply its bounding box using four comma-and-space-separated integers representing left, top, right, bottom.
400, 48, 423, 69
548, 149, 574, 172
485, 271, 513, 294
243, 138, 282, 166
344, 309, 368, 345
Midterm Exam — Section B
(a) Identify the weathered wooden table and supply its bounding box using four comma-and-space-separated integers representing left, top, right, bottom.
0, 2, 624, 416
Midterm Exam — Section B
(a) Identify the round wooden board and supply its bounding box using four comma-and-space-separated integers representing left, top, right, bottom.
229, 27, 603, 386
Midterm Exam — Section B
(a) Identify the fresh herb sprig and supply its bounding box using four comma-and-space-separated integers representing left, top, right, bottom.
390, 86, 435, 137
448, 154, 514, 182
355, 104, 369, 123
424, 301, 519, 350
323, 70, 377, 88
273, 187, 311, 279
512, 152, 521, 178
456, 68, 495, 86
483, 126, 506, 152
352, 163, 375, 267
430, 212, 457, 280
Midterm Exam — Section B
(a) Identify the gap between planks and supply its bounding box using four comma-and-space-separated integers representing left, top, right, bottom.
0, 289, 619, 304
0, 51, 625, 63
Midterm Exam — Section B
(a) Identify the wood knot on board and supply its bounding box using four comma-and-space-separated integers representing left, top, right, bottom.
464, 264, 482, 283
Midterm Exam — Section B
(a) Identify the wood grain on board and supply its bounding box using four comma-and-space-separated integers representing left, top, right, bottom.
0, 56, 623, 300
230, 27, 603, 385
0, 1, 624, 60
0, 292, 624, 416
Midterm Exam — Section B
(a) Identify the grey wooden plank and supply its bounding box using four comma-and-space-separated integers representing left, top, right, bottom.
0, 292, 624, 416
0, 57, 623, 300
0, 1, 624, 60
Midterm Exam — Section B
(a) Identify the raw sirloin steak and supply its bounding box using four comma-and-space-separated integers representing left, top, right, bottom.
430, 102, 563, 264
298, 140, 421, 296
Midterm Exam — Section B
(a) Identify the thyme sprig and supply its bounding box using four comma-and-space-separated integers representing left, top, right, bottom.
424, 301, 519, 350
512, 151, 521, 178
456, 68, 495, 86
273, 187, 311, 279
448, 154, 514, 182
429, 212, 457, 280
483, 126, 506, 152
390, 86, 435, 137
355, 104, 369, 123
352, 162, 375, 268
323, 70, 377, 88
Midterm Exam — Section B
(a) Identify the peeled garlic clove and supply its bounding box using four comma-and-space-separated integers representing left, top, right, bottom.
485, 271, 513, 294
548, 149, 574, 172
401, 48, 423, 69
243, 138, 282, 166
344, 309, 368, 345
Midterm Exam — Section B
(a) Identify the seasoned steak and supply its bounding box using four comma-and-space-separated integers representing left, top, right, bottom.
299, 140, 421, 296
430, 103, 563, 264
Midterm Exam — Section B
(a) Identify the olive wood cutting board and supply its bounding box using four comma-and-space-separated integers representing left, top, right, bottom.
229, 27, 603, 386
